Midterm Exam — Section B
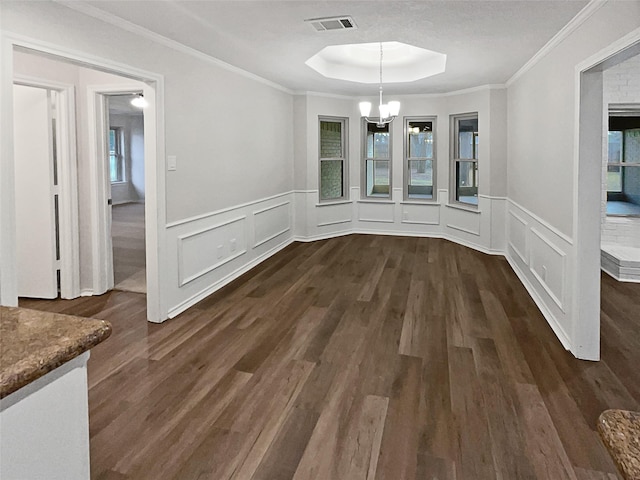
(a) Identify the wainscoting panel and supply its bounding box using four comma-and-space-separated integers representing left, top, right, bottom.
505, 200, 575, 355
401, 203, 440, 225
357, 201, 395, 223
177, 216, 247, 287
166, 192, 295, 318
508, 210, 529, 264
253, 201, 291, 248
317, 202, 352, 227
445, 206, 481, 237
529, 227, 566, 311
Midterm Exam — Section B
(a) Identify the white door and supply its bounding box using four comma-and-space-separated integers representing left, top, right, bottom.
13, 84, 58, 299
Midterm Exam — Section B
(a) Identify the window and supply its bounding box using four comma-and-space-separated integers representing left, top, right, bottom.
404, 117, 436, 200
363, 122, 391, 198
451, 113, 478, 206
109, 127, 124, 183
319, 117, 348, 201
607, 114, 640, 216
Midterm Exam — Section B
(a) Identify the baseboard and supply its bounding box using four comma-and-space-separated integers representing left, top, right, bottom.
505, 253, 572, 352
167, 236, 295, 318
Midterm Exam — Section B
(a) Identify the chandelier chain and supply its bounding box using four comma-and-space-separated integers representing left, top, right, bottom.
379, 42, 383, 86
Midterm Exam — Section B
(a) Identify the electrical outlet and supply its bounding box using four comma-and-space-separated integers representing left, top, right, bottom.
403, 211, 409, 220
217, 245, 224, 259
230, 238, 237, 252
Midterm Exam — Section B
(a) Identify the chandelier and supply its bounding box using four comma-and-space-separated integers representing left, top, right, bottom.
359, 43, 400, 127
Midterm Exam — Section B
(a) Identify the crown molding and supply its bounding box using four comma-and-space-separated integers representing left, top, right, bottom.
55, 0, 295, 95
506, 0, 608, 87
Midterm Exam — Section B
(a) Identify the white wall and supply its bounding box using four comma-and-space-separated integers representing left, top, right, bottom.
602, 53, 640, 248
507, 1, 640, 359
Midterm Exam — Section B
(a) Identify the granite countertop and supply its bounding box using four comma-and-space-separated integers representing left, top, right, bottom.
598, 409, 640, 479
0, 306, 112, 399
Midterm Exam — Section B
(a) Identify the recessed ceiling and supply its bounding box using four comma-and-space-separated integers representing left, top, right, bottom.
305, 41, 446, 84
69, 1, 590, 95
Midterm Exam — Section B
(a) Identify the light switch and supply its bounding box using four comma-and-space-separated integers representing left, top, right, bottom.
167, 155, 177, 171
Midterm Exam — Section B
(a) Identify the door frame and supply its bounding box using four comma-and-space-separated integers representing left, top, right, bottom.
1, 34, 167, 322
573, 27, 640, 360
13, 74, 80, 299
87, 85, 147, 295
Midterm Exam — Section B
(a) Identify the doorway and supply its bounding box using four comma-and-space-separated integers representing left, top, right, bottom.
106, 93, 146, 294
575, 33, 640, 360
3, 41, 166, 322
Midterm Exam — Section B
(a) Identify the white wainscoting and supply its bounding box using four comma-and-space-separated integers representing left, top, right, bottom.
299, 188, 502, 255
177, 216, 247, 287
400, 202, 440, 225
166, 192, 294, 318
357, 201, 395, 223
316, 201, 352, 227
505, 200, 573, 351
253, 201, 291, 248
508, 210, 528, 264
529, 227, 566, 311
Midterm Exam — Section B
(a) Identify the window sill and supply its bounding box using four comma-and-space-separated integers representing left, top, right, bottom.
358, 199, 394, 204
445, 203, 481, 214
110, 181, 128, 186
316, 199, 351, 207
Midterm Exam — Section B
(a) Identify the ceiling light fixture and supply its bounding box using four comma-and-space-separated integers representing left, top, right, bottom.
359, 43, 400, 127
130, 93, 148, 109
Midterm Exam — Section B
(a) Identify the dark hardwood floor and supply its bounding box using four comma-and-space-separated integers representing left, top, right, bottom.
20, 235, 640, 480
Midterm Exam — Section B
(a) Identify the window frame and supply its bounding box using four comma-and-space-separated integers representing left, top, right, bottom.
318, 116, 349, 203
450, 112, 479, 208
606, 126, 640, 217
361, 119, 393, 200
403, 116, 437, 202
109, 126, 125, 184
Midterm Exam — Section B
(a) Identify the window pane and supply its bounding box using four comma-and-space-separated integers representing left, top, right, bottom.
320, 121, 342, 158
367, 123, 389, 159
608, 131, 622, 163
456, 161, 478, 205
110, 155, 118, 182
366, 159, 390, 196
408, 159, 433, 199
458, 118, 478, 159
109, 129, 116, 153
408, 121, 433, 158
320, 160, 343, 200
622, 165, 640, 205
607, 165, 622, 192
624, 129, 640, 164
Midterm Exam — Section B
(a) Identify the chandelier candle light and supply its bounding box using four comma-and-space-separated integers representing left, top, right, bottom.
359, 43, 400, 127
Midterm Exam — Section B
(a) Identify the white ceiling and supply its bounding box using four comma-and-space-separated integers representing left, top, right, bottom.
80, 0, 589, 95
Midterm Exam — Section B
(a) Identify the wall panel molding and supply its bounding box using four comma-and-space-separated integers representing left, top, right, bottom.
507, 210, 529, 264
177, 216, 247, 287
253, 201, 291, 248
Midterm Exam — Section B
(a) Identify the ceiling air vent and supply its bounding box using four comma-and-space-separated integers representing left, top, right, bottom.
305, 16, 357, 32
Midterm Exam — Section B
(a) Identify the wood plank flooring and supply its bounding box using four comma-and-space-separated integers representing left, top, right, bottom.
111, 202, 146, 294
20, 235, 640, 480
